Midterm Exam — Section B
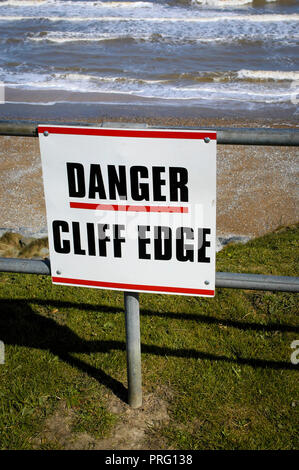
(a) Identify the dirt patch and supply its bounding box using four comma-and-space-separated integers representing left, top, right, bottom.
91, 388, 171, 450
31, 401, 75, 449
33, 388, 171, 450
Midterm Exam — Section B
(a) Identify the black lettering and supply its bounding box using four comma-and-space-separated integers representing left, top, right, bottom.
113, 224, 125, 258
108, 165, 127, 200
154, 226, 172, 260
152, 167, 166, 201
169, 167, 188, 202
176, 227, 194, 262
130, 166, 149, 201
87, 223, 96, 256
89, 164, 106, 199
138, 225, 151, 259
198, 228, 211, 263
72, 222, 85, 255
98, 224, 110, 257
52, 220, 70, 254
67, 163, 85, 198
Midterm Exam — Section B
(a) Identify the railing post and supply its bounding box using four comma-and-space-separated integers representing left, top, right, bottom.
124, 291, 142, 408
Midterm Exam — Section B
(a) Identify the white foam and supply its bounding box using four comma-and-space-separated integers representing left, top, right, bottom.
56, 72, 167, 84
25, 29, 299, 46
238, 69, 299, 81
0, 0, 153, 7
192, 0, 252, 5
0, 0, 279, 8
191, 0, 277, 5
0, 0, 47, 6
54, 1, 153, 7
27, 31, 178, 43
81, 1, 153, 7
1, 13, 299, 23
0, 15, 36, 20
4, 72, 295, 104
29, 32, 125, 43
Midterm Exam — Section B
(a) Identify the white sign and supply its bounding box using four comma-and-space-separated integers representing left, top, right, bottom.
39, 125, 216, 297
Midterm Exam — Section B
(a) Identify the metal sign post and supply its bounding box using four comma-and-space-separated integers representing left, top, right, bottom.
124, 291, 142, 408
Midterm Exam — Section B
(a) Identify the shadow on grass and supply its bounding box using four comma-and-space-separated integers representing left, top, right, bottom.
2, 297, 298, 333
0, 299, 127, 402
0, 299, 297, 403
0, 299, 296, 401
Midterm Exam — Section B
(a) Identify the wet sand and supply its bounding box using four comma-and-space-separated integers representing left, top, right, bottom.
0, 116, 298, 241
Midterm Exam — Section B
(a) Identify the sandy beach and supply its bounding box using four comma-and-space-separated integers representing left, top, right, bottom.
0, 115, 298, 245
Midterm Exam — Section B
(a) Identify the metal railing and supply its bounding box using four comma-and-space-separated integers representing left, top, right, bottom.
0, 257, 298, 293
0, 120, 299, 146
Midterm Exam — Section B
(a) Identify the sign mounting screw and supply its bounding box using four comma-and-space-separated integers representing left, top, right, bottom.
43, 131, 49, 137
56, 270, 61, 275
204, 137, 210, 143
204, 280, 210, 285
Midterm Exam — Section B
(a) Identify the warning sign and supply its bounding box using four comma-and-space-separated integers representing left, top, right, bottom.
39, 125, 216, 297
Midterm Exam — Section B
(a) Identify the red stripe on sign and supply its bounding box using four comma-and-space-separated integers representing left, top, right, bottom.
70, 202, 188, 213
52, 277, 215, 296
38, 126, 216, 140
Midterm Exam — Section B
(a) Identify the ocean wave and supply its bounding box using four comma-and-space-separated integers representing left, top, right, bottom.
191, 0, 253, 5
25, 29, 299, 45
45, 70, 299, 85
0, 16, 37, 20
53, 72, 168, 85
5, 85, 294, 104
0, 0, 47, 5
0, 0, 279, 7
0, 0, 153, 7
1, 0, 296, 114
69, 1, 153, 7
190, 0, 278, 6
2, 68, 296, 104
161, 70, 299, 83
237, 69, 299, 81
28, 32, 129, 43
1, 13, 298, 23
55, 1, 154, 7
2, 68, 298, 87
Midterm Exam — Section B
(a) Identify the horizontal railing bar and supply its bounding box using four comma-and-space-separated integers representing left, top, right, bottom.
148, 125, 299, 147
0, 257, 51, 275
0, 120, 298, 146
0, 257, 298, 293
215, 272, 299, 293
0, 120, 96, 138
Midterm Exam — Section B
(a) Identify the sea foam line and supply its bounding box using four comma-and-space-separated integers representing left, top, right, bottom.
3, 70, 298, 86
26, 31, 299, 44
238, 70, 299, 81
0, 13, 299, 23
0, 0, 48, 6
5, 78, 295, 103
191, 0, 278, 5
0, 0, 153, 7
0, 0, 279, 7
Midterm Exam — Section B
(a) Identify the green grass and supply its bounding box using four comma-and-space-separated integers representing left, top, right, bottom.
0, 224, 298, 449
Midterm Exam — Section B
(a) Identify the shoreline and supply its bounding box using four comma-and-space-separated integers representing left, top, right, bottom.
1, 87, 298, 125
